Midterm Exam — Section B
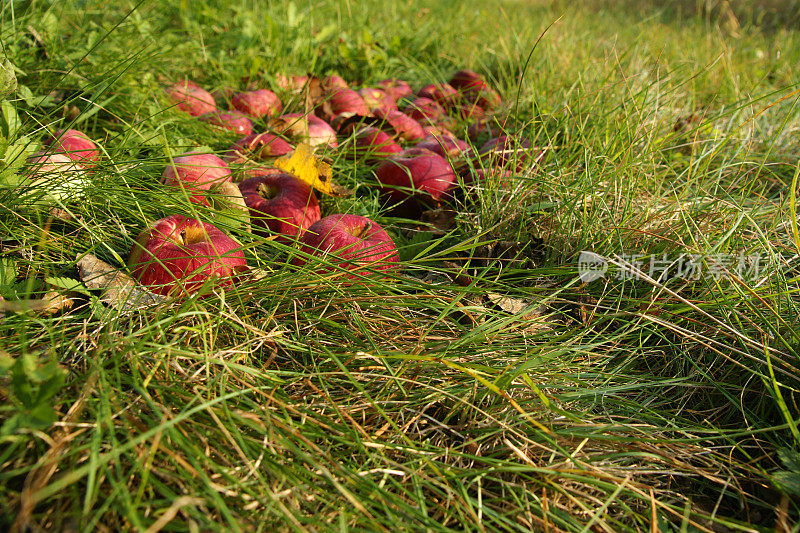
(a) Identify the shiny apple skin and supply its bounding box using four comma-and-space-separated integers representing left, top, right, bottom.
238, 173, 320, 244
129, 215, 247, 296
43, 129, 100, 167
231, 89, 283, 118
166, 81, 217, 116
295, 214, 399, 275
162, 152, 232, 205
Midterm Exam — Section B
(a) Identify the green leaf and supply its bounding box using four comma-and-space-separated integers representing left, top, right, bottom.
0, 100, 21, 138
45, 276, 91, 296
0, 257, 16, 287
774, 470, 800, 497
0, 59, 17, 98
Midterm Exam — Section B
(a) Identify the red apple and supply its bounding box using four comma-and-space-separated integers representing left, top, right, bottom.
198, 111, 253, 135
421, 122, 454, 139
415, 135, 471, 160
378, 79, 413, 101
373, 109, 424, 142
43, 129, 100, 167
222, 132, 293, 166
128, 215, 247, 296
405, 97, 445, 123
449, 70, 501, 110
231, 89, 283, 118
459, 166, 513, 187
449, 70, 486, 91
317, 88, 370, 121
238, 173, 320, 244
352, 127, 402, 164
162, 152, 232, 205
417, 83, 460, 109
166, 81, 217, 117
270, 113, 338, 150
321, 75, 349, 92
295, 214, 399, 276
359, 88, 397, 114
375, 147, 457, 216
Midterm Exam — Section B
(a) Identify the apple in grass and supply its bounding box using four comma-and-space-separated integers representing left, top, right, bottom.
416, 83, 461, 110
166, 81, 217, 117
222, 132, 293, 166
373, 109, 424, 142
270, 113, 338, 150
359, 88, 397, 114
404, 97, 445, 124
43, 129, 100, 167
275, 74, 309, 93
162, 152, 232, 205
238, 173, 320, 244
128, 215, 247, 296
295, 214, 399, 277
449, 70, 502, 110
415, 135, 471, 160
377, 79, 413, 101
198, 110, 253, 135
22, 151, 90, 205
231, 89, 283, 118
375, 147, 457, 217
352, 127, 402, 164
317, 88, 370, 122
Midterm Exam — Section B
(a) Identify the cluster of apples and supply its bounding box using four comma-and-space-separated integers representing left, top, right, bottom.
25, 68, 531, 298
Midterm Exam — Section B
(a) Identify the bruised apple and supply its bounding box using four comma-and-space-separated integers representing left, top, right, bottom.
128, 215, 247, 296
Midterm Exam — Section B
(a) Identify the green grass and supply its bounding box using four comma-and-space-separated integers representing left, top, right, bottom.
2, 0, 800, 530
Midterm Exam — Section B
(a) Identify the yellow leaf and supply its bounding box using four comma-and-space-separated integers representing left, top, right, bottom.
274, 143, 352, 197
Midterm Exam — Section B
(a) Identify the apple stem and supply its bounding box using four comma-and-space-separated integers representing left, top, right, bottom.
354, 223, 371, 239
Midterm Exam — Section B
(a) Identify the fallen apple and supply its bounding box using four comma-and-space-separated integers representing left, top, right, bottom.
166, 80, 217, 117
449, 69, 502, 110
270, 113, 338, 150
478, 135, 531, 171
275, 74, 309, 93
295, 214, 399, 276
238, 173, 320, 244
375, 147, 457, 216
373, 109, 424, 142
222, 132, 294, 166
415, 135, 471, 160
405, 97, 445, 123
22, 151, 90, 205
317, 88, 370, 122
128, 215, 247, 296
231, 89, 283, 118
359, 87, 397, 114
352, 127, 402, 164
198, 110, 253, 135
321, 75, 349, 92
377, 79, 413, 101
162, 152, 232, 205
417, 83, 461, 109
43, 129, 100, 167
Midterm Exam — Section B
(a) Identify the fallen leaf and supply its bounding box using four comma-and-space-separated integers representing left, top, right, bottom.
274, 142, 352, 197
76, 253, 165, 311
487, 293, 529, 314
0, 290, 73, 316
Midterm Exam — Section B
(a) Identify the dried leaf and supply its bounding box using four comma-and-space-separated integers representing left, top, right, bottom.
76, 253, 165, 311
487, 293, 529, 314
0, 290, 73, 316
274, 142, 352, 197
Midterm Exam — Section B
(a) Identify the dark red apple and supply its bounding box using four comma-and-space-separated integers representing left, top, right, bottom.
162, 152, 232, 205
375, 147, 457, 216
270, 113, 338, 150
222, 132, 293, 166
231, 89, 283, 118
373, 109, 424, 142
421, 123, 454, 139
238, 173, 321, 243
318, 88, 370, 121
417, 83, 460, 109
166, 81, 217, 117
404, 97, 445, 123
295, 214, 399, 276
415, 135, 471, 160
43, 129, 100, 167
352, 127, 402, 164
128, 215, 247, 296
449, 70, 502, 110
378, 79, 413, 101
449, 70, 486, 91
359, 88, 397, 114
199, 110, 253, 135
